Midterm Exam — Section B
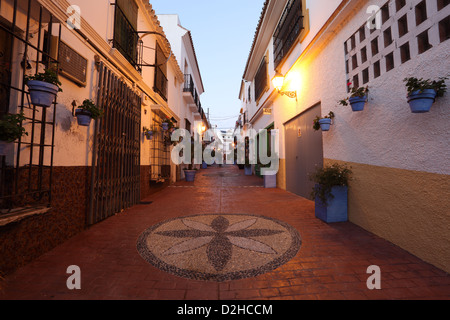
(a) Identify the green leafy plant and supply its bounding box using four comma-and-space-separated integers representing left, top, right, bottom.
162, 117, 177, 130
313, 111, 335, 131
78, 99, 103, 119
25, 69, 62, 92
310, 163, 352, 206
0, 112, 28, 142
339, 83, 369, 106
403, 77, 448, 97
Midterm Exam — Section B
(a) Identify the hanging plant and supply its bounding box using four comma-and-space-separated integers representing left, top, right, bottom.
403, 77, 447, 113
143, 127, 153, 140
338, 83, 369, 112
25, 69, 62, 107
313, 111, 335, 132
0, 112, 28, 155
75, 99, 104, 126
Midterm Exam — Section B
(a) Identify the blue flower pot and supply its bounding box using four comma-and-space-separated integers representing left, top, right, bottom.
184, 170, 196, 182
407, 89, 437, 113
315, 185, 348, 223
264, 173, 277, 188
244, 165, 252, 175
202, 161, 207, 169
75, 109, 92, 126
27, 80, 59, 107
162, 122, 169, 130
318, 118, 332, 131
349, 96, 366, 112
144, 131, 153, 140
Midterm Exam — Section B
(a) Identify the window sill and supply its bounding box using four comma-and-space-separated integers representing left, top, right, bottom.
0, 206, 51, 227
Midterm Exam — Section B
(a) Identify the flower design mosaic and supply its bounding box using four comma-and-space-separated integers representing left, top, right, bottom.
137, 214, 301, 281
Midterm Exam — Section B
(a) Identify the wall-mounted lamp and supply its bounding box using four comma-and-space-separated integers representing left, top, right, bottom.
272, 71, 297, 100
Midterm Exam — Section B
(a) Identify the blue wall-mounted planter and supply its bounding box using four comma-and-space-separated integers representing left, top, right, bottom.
407, 89, 437, 113
349, 96, 366, 112
314, 185, 348, 223
27, 80, 59, 107
75, 109, 92, 126
318, 118, 332, 131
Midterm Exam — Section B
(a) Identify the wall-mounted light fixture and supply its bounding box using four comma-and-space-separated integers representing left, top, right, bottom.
272, 71, 297, 100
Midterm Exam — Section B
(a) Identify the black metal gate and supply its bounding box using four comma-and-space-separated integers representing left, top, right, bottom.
88, 62, 141, 225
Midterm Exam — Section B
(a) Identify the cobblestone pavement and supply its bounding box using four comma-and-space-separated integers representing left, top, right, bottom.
1, 165, 449, 300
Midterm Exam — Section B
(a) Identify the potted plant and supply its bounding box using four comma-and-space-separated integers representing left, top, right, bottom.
339, 84, 369, 112
313, 111, 335, 132
261, 163, 277, 188
25, 69, 62, 107
403, 77, 447, 113
75, 99, 103, 126
162, 117, 176, 131
310, 163, 352, 223
183, 138, 197, 182
0, 112, 28, 155
143, 127, 153, 140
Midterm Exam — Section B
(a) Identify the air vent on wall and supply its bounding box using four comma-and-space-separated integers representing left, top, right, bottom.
58, 41, 87, 87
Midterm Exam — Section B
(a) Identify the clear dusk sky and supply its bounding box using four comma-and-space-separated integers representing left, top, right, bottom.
150, 0, 265, 130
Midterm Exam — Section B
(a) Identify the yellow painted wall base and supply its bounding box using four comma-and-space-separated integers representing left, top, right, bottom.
277, 159, 287, 191
325, 159, 450, 273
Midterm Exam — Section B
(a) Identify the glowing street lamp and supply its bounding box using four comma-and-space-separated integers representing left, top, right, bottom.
272, 71, 297, 100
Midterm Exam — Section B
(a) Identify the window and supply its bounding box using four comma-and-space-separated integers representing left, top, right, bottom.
439, 16, 450, 42
437, 0, 450, 11
381, 3, 390, 24
154, 43, 168, 101
415, 1, 428, 26
352, 54, 358, 70
398, 14, 409, 37
362, 68, 369, 84
400, 42, 411, 63
373, 60, 381, 78
254, 57, 268, 101
361, 46, 368, 63
273, 0, 305, 68
417, 29, 432, 53
385, 52, 394, 71
396, 0, 406, 11
113, 0, 141, 72
384, 27, 393, 47
371, 37, 379, 55
359, 25, 366, 42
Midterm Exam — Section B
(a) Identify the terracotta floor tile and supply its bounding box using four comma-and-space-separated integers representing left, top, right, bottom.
1, 165, 448, 301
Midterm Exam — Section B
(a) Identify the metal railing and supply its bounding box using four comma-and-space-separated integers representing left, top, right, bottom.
154, 66, 168, 101
273, 0, 304, 68
113, 3, 142, 73
0, 0, 60, 213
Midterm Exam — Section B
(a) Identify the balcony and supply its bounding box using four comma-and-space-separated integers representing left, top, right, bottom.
154, 66, 168, 101
183, 74, 201, 112
113, 4, 142, 73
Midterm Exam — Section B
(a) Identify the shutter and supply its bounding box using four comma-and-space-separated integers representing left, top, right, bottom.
116, 0, 138, 30
58, 41, 87, 86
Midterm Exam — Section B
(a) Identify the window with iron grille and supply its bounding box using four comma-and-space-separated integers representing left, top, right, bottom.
273, 0, 304, 69
0, 4, 61, 214
113, 0, 141, 72
254, 57, 268, 101
154, 42, 168, 101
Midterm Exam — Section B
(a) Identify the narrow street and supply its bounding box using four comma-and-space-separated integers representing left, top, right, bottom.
1, 164, 448, 300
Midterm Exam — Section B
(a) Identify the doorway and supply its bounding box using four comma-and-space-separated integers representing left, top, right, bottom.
284, 103, 324, 199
